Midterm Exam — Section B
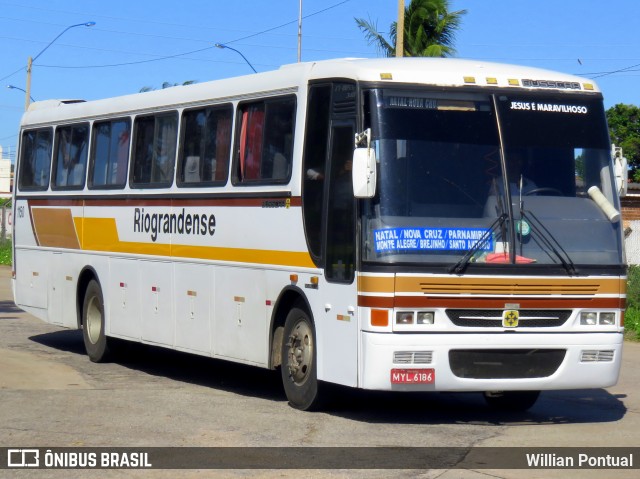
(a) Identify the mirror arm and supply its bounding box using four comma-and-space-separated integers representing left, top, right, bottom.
355, 128, 371, 149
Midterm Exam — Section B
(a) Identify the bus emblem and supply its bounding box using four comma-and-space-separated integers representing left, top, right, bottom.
502, 310, 519, 328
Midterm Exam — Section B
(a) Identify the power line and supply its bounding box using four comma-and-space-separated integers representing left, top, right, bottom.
590, 62, 640, 79
3, 1, 351, 72
40, 44, 218, 69
0, 65, 25, 84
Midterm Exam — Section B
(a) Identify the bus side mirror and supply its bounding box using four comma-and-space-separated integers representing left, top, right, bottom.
352, 147, 377, 198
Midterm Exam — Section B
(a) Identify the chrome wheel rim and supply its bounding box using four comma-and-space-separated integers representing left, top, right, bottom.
86, 296, 102, 345
286, 319, 313, 385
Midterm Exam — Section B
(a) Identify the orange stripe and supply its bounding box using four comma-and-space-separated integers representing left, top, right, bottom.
31, 207, 80, 249
77, 217, 315, 268
359, 275, 624, 296
358, 274, 394, 293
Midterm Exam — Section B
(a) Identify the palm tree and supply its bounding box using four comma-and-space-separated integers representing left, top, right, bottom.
139, 80, 196, 93
355, 0, 467, 58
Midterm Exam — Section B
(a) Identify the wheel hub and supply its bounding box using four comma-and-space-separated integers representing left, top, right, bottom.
286, 320, 313, 384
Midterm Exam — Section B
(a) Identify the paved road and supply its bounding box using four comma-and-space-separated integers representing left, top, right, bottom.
0, 265, 638, 478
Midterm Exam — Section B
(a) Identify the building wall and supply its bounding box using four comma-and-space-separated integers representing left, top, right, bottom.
622, 192, 640, 265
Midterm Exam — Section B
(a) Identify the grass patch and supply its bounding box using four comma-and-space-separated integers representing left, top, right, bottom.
625, 265, 640, 340
0, 239, 11, 266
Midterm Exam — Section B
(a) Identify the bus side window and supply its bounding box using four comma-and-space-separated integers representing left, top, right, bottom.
89, 119, 131, 189
18, 128, 53, 191
52, 123, 89, 190
233, 96, 295, 184
131, 112, 178, 188
178, 104, 232, 186
302, 84, 331, 261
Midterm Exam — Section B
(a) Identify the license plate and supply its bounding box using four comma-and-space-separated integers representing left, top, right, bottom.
390, 368, 435, 384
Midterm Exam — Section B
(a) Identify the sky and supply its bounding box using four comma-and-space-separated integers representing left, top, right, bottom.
1, 0, 639, 162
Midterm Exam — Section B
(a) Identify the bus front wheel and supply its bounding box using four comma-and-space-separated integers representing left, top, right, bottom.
281, 306, 322, 411
82, 279, 111, 363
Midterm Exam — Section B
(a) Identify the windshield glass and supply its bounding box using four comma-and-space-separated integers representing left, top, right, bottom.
361, 89, 624, 269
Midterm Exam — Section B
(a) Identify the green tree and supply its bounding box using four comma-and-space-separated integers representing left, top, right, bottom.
355, 0, 467, 58
139, 80, 196, 93
606, 103, 640, 176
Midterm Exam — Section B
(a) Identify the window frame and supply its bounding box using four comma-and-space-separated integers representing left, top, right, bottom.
51, 122, 90, 191
231, 95, 296, 186
176, 103, 233, 188
88, 117, 132, 190
17, 127, 53, 192
130, 110, 179, 189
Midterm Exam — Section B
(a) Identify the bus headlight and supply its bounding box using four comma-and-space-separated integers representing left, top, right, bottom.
580, 311, 616, 326
417, 312, 435, 325
599, 312, 616, 325
394, 311, 436, 329
580, 312, 598, 325
396, 312, 414, 325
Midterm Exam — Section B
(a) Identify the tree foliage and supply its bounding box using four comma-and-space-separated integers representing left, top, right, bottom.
606, 103, 640, 173
139, 80, 196, 93
355, 0, 467, 58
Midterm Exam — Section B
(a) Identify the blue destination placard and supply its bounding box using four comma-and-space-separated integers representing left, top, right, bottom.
374, 227, 493, 252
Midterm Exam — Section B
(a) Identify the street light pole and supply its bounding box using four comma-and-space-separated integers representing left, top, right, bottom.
214, 43, 257, 73
7, 84, 34, 102
24, 21, 96, 111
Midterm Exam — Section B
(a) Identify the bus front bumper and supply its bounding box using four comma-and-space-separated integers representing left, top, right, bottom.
360, 331, 623, 392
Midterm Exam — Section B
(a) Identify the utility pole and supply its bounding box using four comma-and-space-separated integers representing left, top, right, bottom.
24, 22, 95, 111
25, 56, 33, 111
396, 0, 405, 57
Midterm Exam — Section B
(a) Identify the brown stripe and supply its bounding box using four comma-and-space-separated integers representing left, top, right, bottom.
358, 296, 395, 308
28, 196, 302, 208
395, 276, 622, 296
358, 295, 623, 309
29, 199, 83, 207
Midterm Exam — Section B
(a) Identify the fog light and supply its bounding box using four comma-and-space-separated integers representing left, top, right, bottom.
599, 312, 616, 325
396, 312, 414, 325
417, 312, 435, 325
580, 312, 598, 325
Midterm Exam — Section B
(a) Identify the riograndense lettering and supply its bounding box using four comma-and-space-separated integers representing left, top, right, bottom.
133, 208, 216, 242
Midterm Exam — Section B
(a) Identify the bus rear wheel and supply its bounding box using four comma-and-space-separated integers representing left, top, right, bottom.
280, 306, 322, 411
82, 279, 111, 363
483, 390, 540, 411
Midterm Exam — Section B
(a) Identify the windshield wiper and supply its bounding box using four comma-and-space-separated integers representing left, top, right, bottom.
449, 213, 507, 274
520, 208, 578, 276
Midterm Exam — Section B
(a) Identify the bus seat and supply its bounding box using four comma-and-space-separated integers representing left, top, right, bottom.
184, 156, 200, 182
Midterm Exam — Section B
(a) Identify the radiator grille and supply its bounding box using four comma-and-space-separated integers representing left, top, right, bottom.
393, 351, 433, 364
446, 309, 571, 328
449, 349, 566, 379
581, 350, 615, 362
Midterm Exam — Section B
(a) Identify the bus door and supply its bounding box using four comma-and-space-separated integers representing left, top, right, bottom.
303, 82, 359, 387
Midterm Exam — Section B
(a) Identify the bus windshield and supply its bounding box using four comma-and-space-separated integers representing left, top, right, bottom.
361, 89, 624, 269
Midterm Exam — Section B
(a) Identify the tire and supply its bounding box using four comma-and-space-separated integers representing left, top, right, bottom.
82, 279, 111, 363
483, 390, 540, 412
280, 306, 322, 411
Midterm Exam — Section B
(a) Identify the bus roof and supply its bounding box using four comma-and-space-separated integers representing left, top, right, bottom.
21, 57, 600, 127
303, 57, 599, 92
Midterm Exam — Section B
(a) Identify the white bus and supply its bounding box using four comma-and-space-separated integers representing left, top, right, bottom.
12, 58, 626, 411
